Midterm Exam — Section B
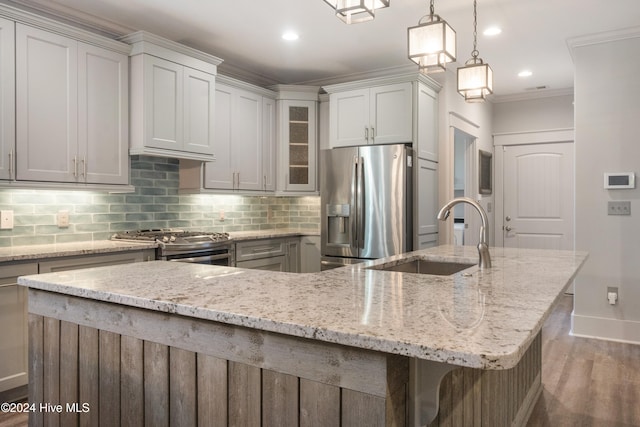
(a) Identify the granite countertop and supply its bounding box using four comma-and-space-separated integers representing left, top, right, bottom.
228, 229, 319, 241
0, 229, 318, 263
17, 245, 587, 370
0, 240, 158, 263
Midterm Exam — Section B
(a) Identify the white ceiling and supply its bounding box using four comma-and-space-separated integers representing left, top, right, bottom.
7, 0, 640, 99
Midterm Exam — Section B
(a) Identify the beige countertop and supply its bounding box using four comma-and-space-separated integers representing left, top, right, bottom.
0, 240, 158, 263
0, 229, 318, 263
18, 245, 587, 370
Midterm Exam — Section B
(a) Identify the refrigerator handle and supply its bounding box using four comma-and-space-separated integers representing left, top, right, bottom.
351, 156, 359, 249
357, 156, 365, 249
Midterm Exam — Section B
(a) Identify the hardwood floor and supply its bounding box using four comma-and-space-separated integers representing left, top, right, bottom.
527, 294, 640, 427
1, 294, 638, 427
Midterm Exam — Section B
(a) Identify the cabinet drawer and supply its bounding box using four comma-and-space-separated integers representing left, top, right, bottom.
236, 239, 287, 262
236, 255, 287, 272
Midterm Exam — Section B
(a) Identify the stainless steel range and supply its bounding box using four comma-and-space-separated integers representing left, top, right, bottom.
112, 229, 235, 266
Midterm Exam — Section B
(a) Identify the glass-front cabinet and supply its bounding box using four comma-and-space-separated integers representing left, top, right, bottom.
275, 87, 319, 193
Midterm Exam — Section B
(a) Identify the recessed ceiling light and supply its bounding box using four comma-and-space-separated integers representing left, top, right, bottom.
483, 26, 502, 36
282, 31, 299, 41
518, 70, 533, 77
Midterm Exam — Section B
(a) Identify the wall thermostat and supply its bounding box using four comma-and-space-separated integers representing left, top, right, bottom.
604, 172, 635, 189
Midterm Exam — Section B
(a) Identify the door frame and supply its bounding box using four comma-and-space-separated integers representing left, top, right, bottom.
441, 112, 481, 245
493, 128, 574, 247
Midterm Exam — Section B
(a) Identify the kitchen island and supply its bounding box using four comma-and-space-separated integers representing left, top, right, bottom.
18, 245, 587, 427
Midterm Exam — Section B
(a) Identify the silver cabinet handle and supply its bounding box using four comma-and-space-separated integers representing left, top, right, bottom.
80, 158, 86, 179
505, 226, 513, 232
505, 216, 511, 221
371, 127, 375, 142
73, 156, 78, 178
364, 127, 369, 141
8, 150, 13, 180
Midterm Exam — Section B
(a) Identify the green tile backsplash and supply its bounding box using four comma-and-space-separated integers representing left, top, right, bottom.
0, 156, 320, 247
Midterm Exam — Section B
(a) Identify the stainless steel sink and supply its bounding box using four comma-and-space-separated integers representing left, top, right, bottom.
367, 259, 475, 276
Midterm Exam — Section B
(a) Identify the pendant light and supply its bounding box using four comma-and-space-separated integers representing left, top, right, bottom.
407, 0, 456, 73
323, 0, 390, 24
457, 0, 493, 102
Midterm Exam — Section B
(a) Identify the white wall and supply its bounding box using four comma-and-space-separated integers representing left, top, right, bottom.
493, 95, 574, 134
434, 69, 494, 246
572, 33, 640, 343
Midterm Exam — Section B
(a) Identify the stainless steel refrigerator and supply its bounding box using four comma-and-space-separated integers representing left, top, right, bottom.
321, 143, 413, 269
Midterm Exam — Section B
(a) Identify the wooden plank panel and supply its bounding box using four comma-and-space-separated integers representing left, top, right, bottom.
299, 379, 340, 427
43, 317, 60, 427
169, 347, 197, 427
60, 321, 79, 427
262, 370, 298, 427
228, 361, 261, 427
450, 368, 464, 427
121, 336, 144, 427
438, 372, 452, 427
28, 314, 44, 427
197, 354, 228, 427
341, 389, 385, 427
385, 354, 409, 427
144, 341, 169, 427
79, 326, 99, 427
29, 290, 386, 396
99, 330, 121, 427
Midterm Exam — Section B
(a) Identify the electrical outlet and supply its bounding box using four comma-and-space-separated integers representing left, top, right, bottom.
219, 209, 225, 221
607, 201, 631, 215
0, 210, 13, 229
57, 210, 70, 228
607, 286, 618, 305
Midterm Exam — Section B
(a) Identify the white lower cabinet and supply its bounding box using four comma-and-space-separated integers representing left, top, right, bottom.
0, 262, 37, 401
0, 249, 154, 402
235, 237, 300, 272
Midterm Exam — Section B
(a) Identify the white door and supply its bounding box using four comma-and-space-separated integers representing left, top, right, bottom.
183, 67, 215, 155
370, 82, 413, 145
144, 55, 183, 151
78, 42, 128, 185
204, 84, 234, 190
233, 88, 262, 191
0, 17, 14, 181
502, 143, 574, 250
330, 88, 368, 147
16, 24, 78, 182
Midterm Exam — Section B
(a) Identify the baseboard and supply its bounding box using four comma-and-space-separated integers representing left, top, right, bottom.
0, 385, 28, 403
571, 313, 640, 344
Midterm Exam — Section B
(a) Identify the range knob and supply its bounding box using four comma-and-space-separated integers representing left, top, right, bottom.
170, 235, 177, 242
162, 236, 169, 243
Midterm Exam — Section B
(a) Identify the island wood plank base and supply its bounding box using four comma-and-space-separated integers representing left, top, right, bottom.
26, 289, 541, 427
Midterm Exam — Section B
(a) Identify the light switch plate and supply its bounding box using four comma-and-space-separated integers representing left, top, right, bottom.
57, 210, 70, 228
607, 201, 631, 215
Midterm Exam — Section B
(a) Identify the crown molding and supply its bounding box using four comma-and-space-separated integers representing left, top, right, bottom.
567, 26, 640, 60
3, 0, 133, 37
491, 87, 574, 103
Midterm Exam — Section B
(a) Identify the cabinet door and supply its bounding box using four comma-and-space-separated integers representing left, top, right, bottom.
143, 55, 183, 152
183, 67, 215, 155
286, 239, 300, 273
0, 262, 38, 396
280, 100, 317, 192
262, 97, 276, 192
78, 42, 129, 184
0, 17, 14, 181
233, 89, 262, 191
330, 88, 368, 148
370, 82, 413, 145
16, 24, 78, 182
415, 158, 439, 249
203, 84, 234, 189
416, 83, 438, 161
38, 250, 154, 273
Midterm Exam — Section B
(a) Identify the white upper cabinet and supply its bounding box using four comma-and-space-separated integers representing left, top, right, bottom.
123, 31, 222, 162
15, 23, 129, 185
0, 17, 14, 181
328, 82, 412, 147
196, 76, 276, 192
272, 85, 319, 194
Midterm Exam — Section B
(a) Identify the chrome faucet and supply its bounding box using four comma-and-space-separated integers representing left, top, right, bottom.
437, 197, 492, 269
